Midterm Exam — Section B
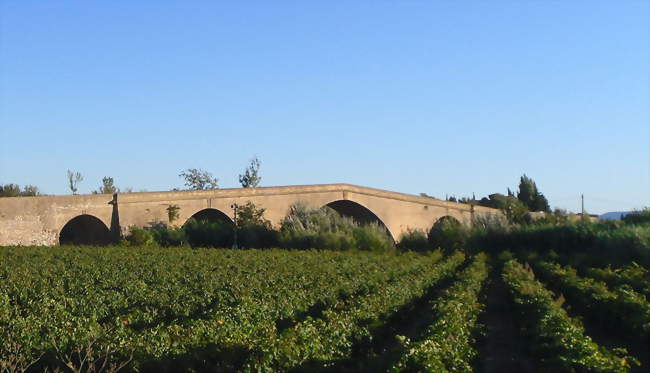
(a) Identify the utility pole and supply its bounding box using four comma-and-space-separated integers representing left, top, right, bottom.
581, 194, 585, 216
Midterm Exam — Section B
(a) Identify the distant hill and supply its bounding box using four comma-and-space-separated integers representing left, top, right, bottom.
599, 211, 632, 220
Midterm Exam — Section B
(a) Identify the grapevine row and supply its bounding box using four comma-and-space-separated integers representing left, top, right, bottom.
502, 259, 638, 372
533, 260, 650, 341
390, 252, 489, 373
243, 251, 466, 372
0, 247, 442, 370
584, 263, 650, 298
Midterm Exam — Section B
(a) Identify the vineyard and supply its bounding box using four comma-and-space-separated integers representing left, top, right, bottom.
1, 246, 649, 372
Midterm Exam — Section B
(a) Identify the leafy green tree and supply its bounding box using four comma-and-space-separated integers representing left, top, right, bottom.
179, 168, 219, 190
239, 156, 261, 188
533, 193, 550, 212
21, 185, 40, 196
622, 208, 650, 225
516, 174, 550, 212
0, 184, 41, 197
517, 174, 536, 209
478, 193, 509, 209
0, 184, 21, 197
235, 201, 278, 248
67, 170, 83, 195
124, 226, 155, 246
237, 201, 271, 228
535, 208, 570, 225
94, 177, 118, 194
428, 216, 467, 252
167, 204, 180, 224
503, 196, 530, 224
475, 193, 529, 225
397, 228, 430, 252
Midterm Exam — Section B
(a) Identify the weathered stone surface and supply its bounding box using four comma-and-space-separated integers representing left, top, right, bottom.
0, 183, 499, 246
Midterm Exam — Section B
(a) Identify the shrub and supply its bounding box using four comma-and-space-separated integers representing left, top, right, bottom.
353, 222, 395, 252
472, 213, 510, 232
166, 204, 180, 224
150, 225, 187, 247
428, 216, 468, 253
623, 208, 650, 225
279, 203, 393, 251
125, 226, 155, 246
471, 221, 650, 268
235, 201, 279, 249
183, 218, 233, 248
397, 228, 430, 252
237, 224, 279, 249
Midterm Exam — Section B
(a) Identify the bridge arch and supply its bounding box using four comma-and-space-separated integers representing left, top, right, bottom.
427, 215, 463, 246
323, 200, 394, 240
183, 208, 233, 226
429, 215, 462, 231
59, 214, 113, 246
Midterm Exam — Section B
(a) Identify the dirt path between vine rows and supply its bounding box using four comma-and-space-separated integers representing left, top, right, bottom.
476, 273, 534, 373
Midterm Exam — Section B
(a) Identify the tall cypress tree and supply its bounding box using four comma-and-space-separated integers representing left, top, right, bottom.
517, 174, 537, 210
517, 174, 550, 212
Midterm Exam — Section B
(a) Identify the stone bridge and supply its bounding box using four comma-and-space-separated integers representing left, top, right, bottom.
0, 184, 499, 246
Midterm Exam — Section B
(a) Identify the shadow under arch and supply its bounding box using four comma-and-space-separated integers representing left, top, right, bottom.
431, 215, 462, 227
428, 215, 463, 241
324, 200, 393, 240
183, 208, 234, 226
59, 214, 113, 246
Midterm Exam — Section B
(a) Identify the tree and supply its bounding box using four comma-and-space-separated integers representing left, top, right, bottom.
428, 216, 467, 253
67, 170, 83, 195
475, 192, 529, 224
517, 174, 536, 210
166, 204, 180, 224
0, 184, 20, 197
503, 196, 530, 224
0, 184, 41, 197
478, 193, 509, 209
239, 156, 261, 188
21, 185, 40, 196
533, 193, 550, 212
622, 208, 650, 225
94, 177, 118, 194
516, 174, 550, 212
179, 168, 219, 190
237, 201, 271, 228
233, 201, 277, 248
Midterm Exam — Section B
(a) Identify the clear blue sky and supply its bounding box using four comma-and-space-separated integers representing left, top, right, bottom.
1, 1, 648, 214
